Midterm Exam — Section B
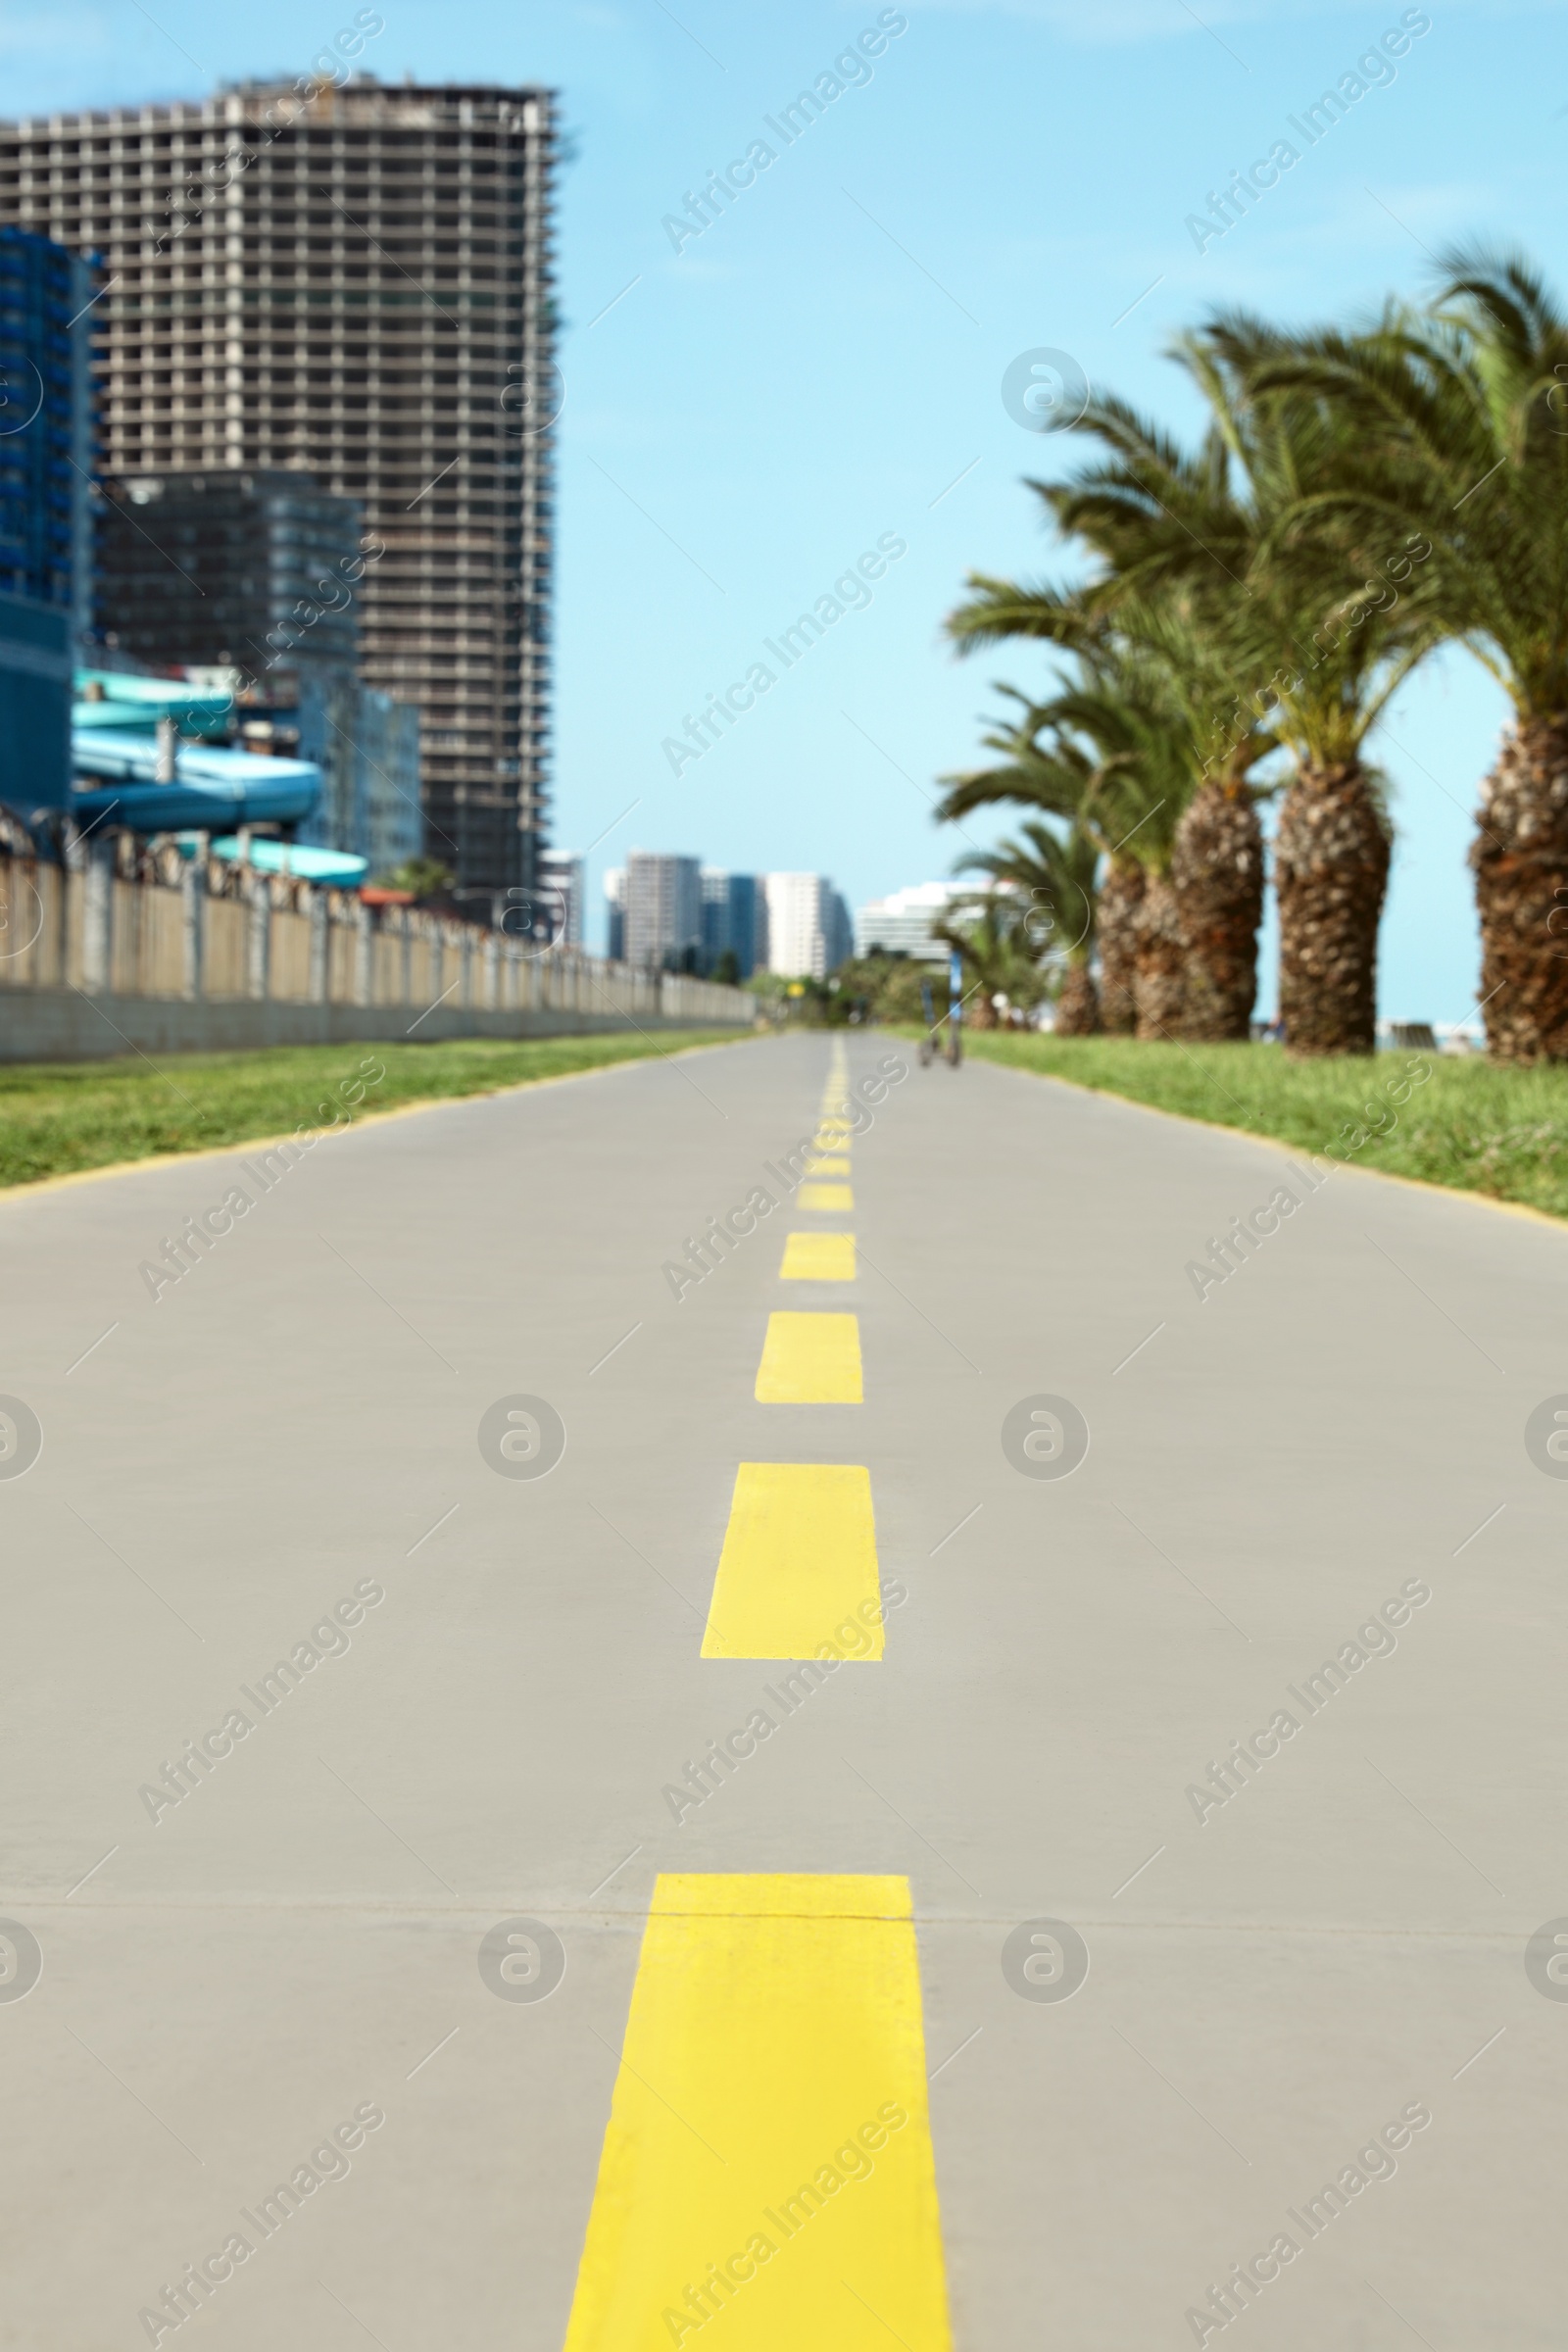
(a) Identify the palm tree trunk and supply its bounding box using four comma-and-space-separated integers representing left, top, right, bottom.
1172, 780, 1265, 1041
1097, 856, 1143, 1034
1471, 715, 1568, 1062
1274, 761, 1389, 1056
1054, 960, 1100, 1035
1134, 871, 1185, 1039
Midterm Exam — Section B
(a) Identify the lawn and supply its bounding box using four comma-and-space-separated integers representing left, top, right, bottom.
0, 1029, 757, 1191
961, 1032, 1568, 1223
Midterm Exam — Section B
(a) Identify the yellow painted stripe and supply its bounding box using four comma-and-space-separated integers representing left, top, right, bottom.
780, 1232, 856, 1282
798, 1183, 854, 1211
804, 1154, 851, 1176
755, 1312, 862, 1403
701, 1463, 881, 1659
563, 1874, 952, 2352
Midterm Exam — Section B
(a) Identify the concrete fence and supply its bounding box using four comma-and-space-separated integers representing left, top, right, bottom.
0, 846, 755, 1060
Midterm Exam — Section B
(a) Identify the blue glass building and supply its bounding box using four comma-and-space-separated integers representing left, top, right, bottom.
0, 224, 94, 817
700, 868, 760, 979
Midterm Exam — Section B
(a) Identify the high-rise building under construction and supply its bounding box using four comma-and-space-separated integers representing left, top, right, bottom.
0, 71, 559, 902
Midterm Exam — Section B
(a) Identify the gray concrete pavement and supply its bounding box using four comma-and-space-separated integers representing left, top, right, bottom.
0, 1030, 1562, 2348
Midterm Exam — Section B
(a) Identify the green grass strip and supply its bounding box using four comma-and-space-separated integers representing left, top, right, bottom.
0, 1030, 756, 1192
960, 1033, 1568, 1223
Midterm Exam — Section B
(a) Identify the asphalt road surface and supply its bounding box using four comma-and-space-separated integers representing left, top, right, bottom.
1, 1030, 1561, 2350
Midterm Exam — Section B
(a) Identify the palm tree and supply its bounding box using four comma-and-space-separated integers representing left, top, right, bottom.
1037, 658, 1190, 1038
956, 816, 1102, 1032
937, 672, 1173, 1031
956, 341, 1436, 1053
953, 588, 1276, 1040
932, 896, 1051, 1028
1119, 593, 1273, 1042
944, 625, 1234, 1038
936, 687, 1142, 1033
1095, 858, 1145, 1035
1056, 351, 1434, 1054
1244, 250, 1568, 1060
1170, 775, 1267, 1041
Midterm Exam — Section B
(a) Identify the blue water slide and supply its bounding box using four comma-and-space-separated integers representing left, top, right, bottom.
71, 726, 320, 831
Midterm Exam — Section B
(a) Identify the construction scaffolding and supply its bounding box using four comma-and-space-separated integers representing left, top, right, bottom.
0, 74, 558, 903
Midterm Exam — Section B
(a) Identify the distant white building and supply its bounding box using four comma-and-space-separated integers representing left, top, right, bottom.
762, 871, 851, 979
763, 873, 823, 977
625, 850, 703, 970
537, 849, 584, 947
855, 881, 965, 963
604, 866, 625, 961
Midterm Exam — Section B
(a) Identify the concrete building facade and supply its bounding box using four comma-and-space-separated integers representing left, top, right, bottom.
537, 847, 583, 947
624, 850, 701, 971
0, 74, 559, 898
762, 870, 851, 980
855, 881, 964, 962
97, 466, 365, 680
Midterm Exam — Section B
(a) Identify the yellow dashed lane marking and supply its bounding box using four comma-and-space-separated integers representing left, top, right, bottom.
562, 1874, 952, 2352
701, 1464, 881, 1659
780, 1233, 857, 1282
755, 1312, 862, 1403
798, 1183, 854, 1211
805, 1154, 851, 1176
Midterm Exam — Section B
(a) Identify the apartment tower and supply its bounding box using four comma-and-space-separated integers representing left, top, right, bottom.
623, 851, 703, 972
762, 870, 852, 980
0, 72, 558, 902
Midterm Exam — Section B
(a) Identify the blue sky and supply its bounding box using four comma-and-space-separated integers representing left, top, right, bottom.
7, 0, 1563, 1011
